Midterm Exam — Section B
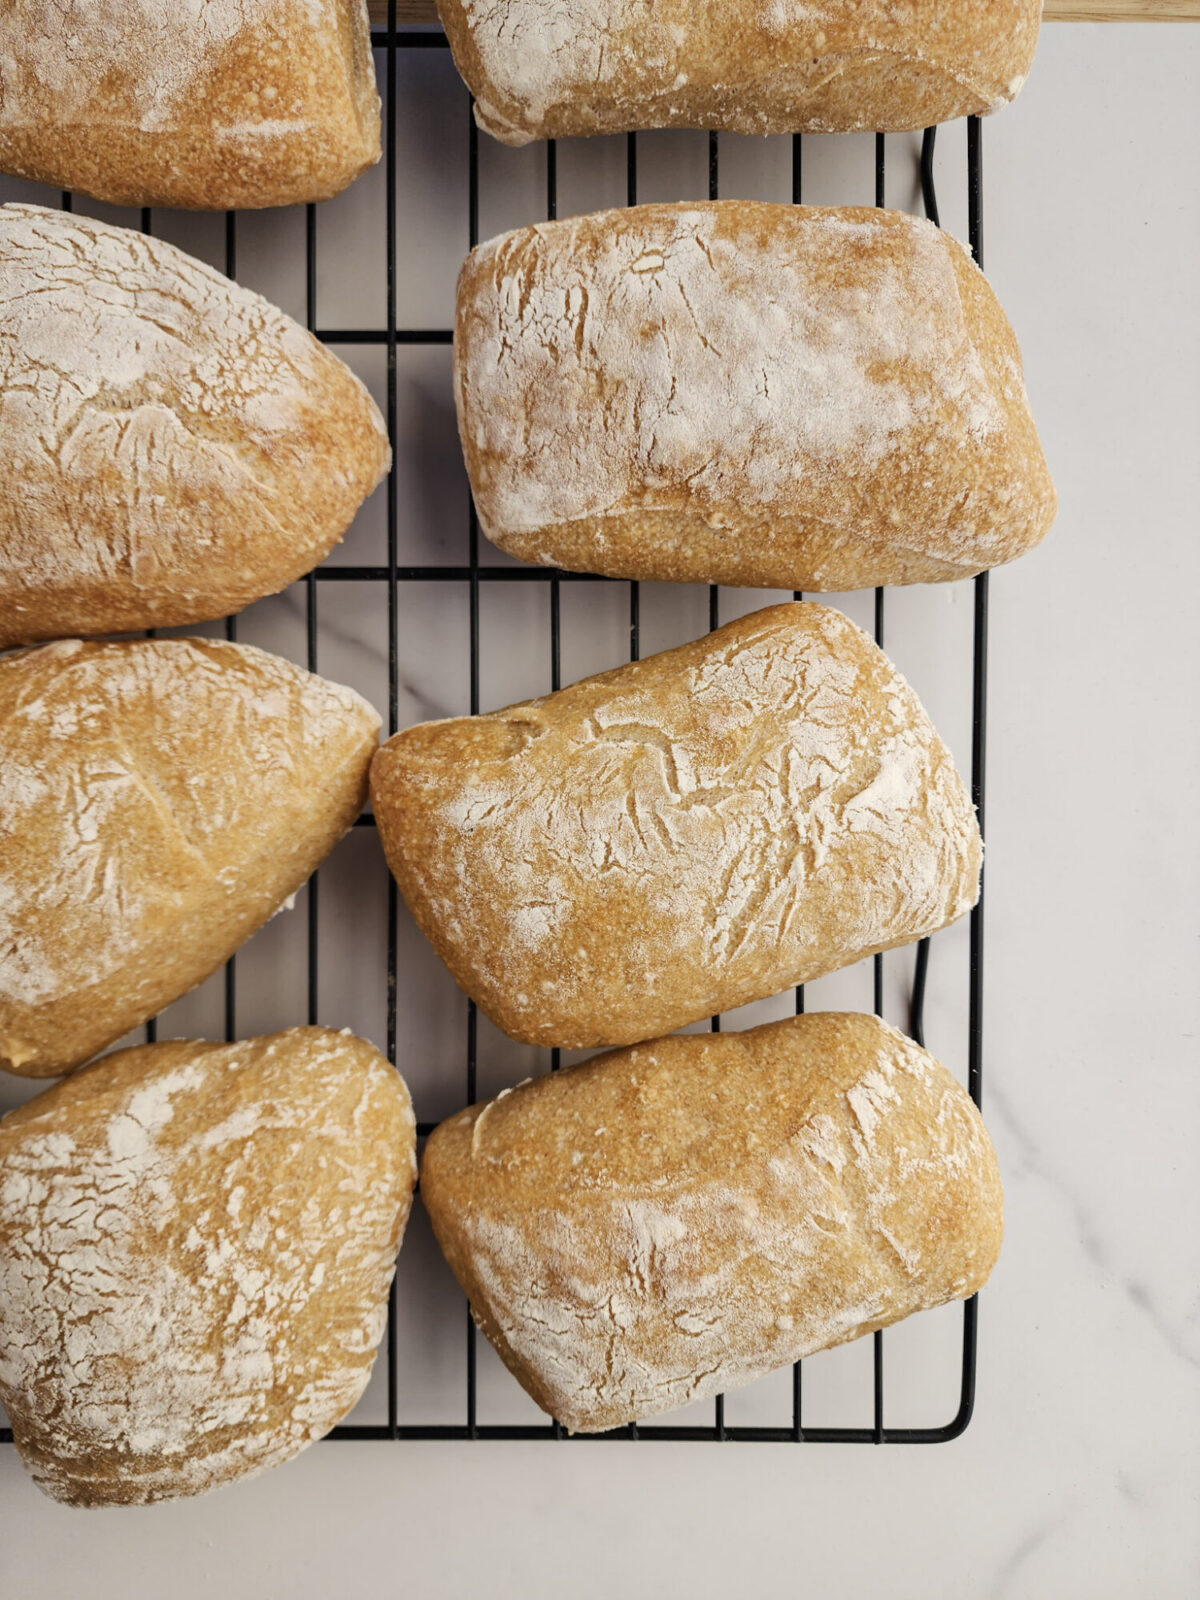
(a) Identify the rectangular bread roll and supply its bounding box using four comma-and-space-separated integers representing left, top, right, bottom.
437, 0, 1042, 146
371, 602, 981, 1050
0, 0, 380, 210
455, 202, 1056, 593
421, 1012, 1003, 1434
0, 205, 390, 649
0, 639, 379, 1078
0, 1027, 417, 1505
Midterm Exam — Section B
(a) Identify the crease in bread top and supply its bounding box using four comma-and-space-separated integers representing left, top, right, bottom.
0, 638, 381, 1078
454, 202, 1056, 594
419, 1012, 1003, 1434
0, 1027, 417, 1505
0, 203, 391, 648
436, 0, 1042, 145
0, 0, 382, 209
370, 602, 981, 1050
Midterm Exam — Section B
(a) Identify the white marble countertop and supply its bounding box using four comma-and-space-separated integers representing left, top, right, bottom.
1, 21, 1198, 1598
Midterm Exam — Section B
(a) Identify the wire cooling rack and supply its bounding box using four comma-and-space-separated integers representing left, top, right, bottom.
0, 15, 988, 1448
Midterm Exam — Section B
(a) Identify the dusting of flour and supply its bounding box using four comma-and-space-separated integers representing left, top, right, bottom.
0, 638, 378, 1075
0, 1030, 415, 1503
439, 1017, 1000, 1430
458, 205, 1009, 568
0, 1, 324, 133
395, 603, 980, 1044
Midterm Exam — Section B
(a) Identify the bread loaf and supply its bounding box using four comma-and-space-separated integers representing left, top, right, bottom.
0, 205, 390, 650
0, 639, 379, 1078
455, 202, 1055, 592
0, 1, 380, 209
437, 0, 1041, 146
0, 1027, 416, 1505
371, 602, 980, 1049
421, 1012, 1002, 1433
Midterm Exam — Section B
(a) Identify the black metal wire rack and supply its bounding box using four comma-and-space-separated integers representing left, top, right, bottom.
0, 15, 988, 1449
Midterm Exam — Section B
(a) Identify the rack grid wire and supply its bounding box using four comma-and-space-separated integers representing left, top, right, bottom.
0, 14, 988, 1449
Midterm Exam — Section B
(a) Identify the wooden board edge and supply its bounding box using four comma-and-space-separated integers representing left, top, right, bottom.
1045, 0, 1200, 16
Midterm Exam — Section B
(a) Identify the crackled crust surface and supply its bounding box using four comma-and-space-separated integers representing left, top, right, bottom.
0, 205, 390, 648
456, 203, 1056, 592
0, 1027, 417, 1504
371, 602, 981, 1049
437, 0, 1041, 144
0, 638, 380, 1078
0, 0, 381, 208
422, 1012, 1003, 1433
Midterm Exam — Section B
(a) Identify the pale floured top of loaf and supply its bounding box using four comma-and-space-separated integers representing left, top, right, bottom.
456, 204, 1047, 584
423, 1013, 1003, 1432
0, 203, 388, 604
446, 0, 1040, 142
375, 603, 980, 1047
0, 203, 327, 438
0, 637, 374, 1007
0, 0, 376, 142
0, 1028, 417, 1504
459, 0, 685, 137
0, 0, 313, 132
0, 638, 379, 1076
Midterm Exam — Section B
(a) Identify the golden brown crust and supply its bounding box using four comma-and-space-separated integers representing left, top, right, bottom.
455, 203, 1056, 593
421, 1012, 1003, 1433
0, 1, 381, 210
0, 639, 380, 1078
436, 0, 1041, 145
371, 602, 980, 1049
0, 1027, 417, 1505
0, 205, 390, 650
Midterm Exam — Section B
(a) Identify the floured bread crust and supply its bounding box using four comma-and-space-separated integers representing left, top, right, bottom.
0, 1027, 417, 1505
456, 203, 1056, 592
437, 0, 1041, 145
0, 638, 380, 1078
371, 602, 980, 1049
0, 0, 381, 208
0, 205, 390, 649
421, 1012, 1003, 1433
